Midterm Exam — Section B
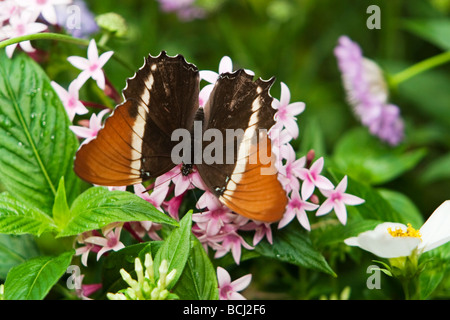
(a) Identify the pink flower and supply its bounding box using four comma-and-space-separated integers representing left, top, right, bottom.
75, 230, 101, 266
196, 189, 222, 211
21, 0, 72, 25
193, 205, 234, 236
272, 82, 305, 139
316, 176, 365, 225
192, 224, 224, 254
67, 39, 114, 90
69, 109, 110, 145
0, 1, 20, 24
239, 221, 273, 245
83, 223, 125, 260
295, 157, 334, 200
217, 266, 252, 300
128, 221, 162, 241
278, 190, 319, 230
51, 79, 88, 121
69, 109, 110, 142
268, 123, 293, 168
277, 144, 306, 193
2, 10, 47, 58
133, 183, 163, 211
160, 164, 206, 197
162, 193, 185, 221
214, 225, 253, 265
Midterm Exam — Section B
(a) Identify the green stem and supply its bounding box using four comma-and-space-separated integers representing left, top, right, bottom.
390, 51, 450, 87
0, 32, 134, 72
401, 279, 411, 300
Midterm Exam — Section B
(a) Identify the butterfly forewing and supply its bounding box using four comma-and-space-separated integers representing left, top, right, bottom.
197, 70, 288, 222
74, 52, 200, 186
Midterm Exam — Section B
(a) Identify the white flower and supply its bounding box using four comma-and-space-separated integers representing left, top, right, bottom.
198, 56, 254, 107
345, 200, 450, 258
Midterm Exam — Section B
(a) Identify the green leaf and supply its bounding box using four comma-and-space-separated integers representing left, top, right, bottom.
298, 115, 326, 158
52, 177, 70, 229
378, 189, 424, 228
0, 234, 40, 279
312, 219, 381, 248
399, 69, 450, 127
0, 192, 57, 236
421, 152, 450, 183
403, 19, 450, 51
0, 52, 81, 214
173, 236, 219, 300
254, 225, 336, 276
57, 187, 178, 237
332, 128, 426, 185
418, 242, 450, 299
3, 250, 74, 300
154, 211, 193, 289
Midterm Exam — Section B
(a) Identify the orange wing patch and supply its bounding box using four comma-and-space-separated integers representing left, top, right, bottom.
74, 101, 143, 186
219, 134, 287, 222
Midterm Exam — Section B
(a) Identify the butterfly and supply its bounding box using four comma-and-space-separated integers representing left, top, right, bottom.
74, 52, 288, 222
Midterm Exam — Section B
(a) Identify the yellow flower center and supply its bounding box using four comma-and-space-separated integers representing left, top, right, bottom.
387, 223, 421, 239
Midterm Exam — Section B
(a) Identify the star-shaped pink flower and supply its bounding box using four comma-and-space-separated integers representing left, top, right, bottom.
295, 157, 334, 200
316, 175, 365, 225
2, 11, 47, 58
278, 144, 306, 193
214, 226, 254, 265
51, 79, 88, 121
83, 223, 125, 261
67, 39, 113, 90
69, 109, 110, 143
278, 189, 319, 230
272, 82, 305, 139
217, 266, 252, 300
193, 205, 234, 236
239, 220, 273, 245
21, 0, 72, 25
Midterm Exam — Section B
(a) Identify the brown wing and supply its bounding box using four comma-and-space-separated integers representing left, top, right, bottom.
74, 52, 200, 186
197, 70, 287, 222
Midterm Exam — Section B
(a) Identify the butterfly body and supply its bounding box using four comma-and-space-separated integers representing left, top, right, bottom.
74, 52, 287, 222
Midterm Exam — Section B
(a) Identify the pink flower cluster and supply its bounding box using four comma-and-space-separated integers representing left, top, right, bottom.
52, 38, 113, 135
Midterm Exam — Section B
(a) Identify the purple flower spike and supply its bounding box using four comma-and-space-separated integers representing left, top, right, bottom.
334, 36, 404, 146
